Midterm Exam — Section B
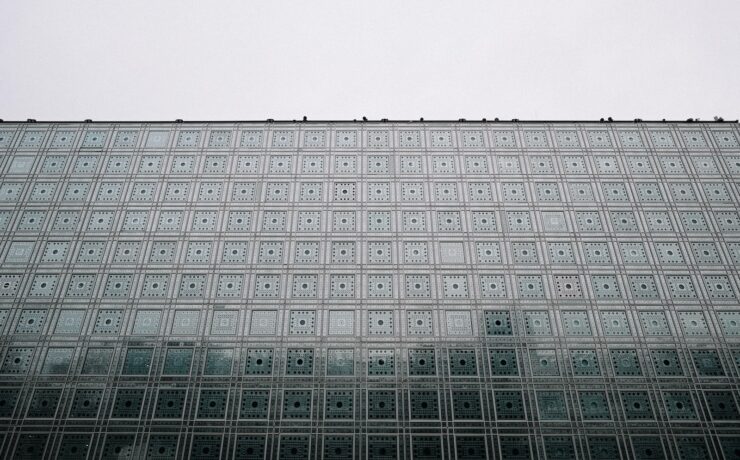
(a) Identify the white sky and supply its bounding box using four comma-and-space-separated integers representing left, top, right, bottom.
1, 0, 738, 121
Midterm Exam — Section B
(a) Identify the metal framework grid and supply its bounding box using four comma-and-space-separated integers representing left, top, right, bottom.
0, 121, 739, 459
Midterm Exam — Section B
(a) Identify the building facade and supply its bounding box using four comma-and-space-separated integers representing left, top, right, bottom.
0, 121, 738, 458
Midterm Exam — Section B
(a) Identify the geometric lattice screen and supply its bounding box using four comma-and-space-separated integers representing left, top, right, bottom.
0, 121, 739, 458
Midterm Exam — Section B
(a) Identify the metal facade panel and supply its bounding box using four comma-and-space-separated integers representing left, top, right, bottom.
0, 121, 738, 458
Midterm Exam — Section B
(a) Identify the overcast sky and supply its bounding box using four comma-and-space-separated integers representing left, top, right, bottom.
1, 0, 738, 121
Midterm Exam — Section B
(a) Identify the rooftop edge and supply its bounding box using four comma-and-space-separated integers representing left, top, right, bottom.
1, 118, 737, 125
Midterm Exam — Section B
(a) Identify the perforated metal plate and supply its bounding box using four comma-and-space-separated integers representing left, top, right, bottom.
0, 121, 738, 458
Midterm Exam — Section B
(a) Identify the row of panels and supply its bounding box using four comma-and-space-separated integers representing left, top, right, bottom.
0, 271, 736, 302
3, 208, 740, 235
5, 238, 740, 268
2, 430, 736, 460
0, 384, 739, 423
4, 178, 740, 205
3, 308, 739, 339
5, 152, 740, 176
2, 342, 739, 379
2, 124, 739, 150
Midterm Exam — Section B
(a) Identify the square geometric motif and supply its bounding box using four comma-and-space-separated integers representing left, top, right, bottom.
210, 310, 238, 335
329, 311, 354, 335
407, 311, 433, 335
249, 310, 277, 335
446, 311, 473, 335
289, 310, 316, 335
